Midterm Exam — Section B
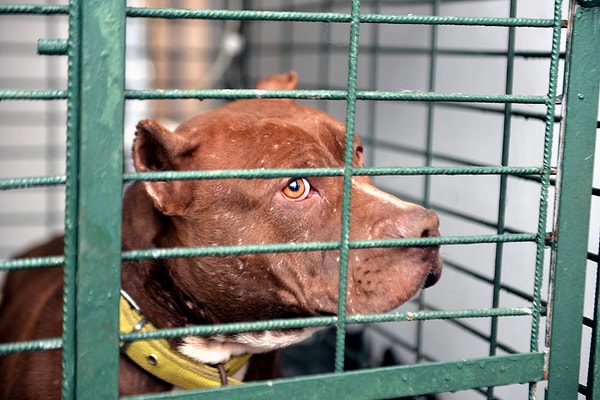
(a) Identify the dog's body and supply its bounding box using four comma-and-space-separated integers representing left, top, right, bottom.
0, 72, 441, 398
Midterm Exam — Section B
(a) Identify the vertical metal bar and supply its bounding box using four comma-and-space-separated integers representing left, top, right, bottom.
62, 0, 81, 397
64, 0, 126, 398
536, 0, 565, 366
335, 0, 361, 373
546, 1, 600, 399
416, 0, 439, 365
488, 1, 517, 398
588, 238, 600, 399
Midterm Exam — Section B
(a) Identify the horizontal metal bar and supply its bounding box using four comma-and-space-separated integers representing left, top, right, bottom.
0, 4, 68, 15
120, 307, 534, 343
0, 4, 557, 30
126, 8, 349, 22
0, 175, 66, 190
360, 13, 556, 27
121, 233, 536, 261
123, 165, 541, 183
122, 316, 337, 343
33, 34, 567, 60
0, 165, 540, 190
360, 165, 541, 176
0, 89, 67, 100
349, 306, 534, 324
0, 307, 533, 354
0, 256, 64, 271
351, 233, 536, 248
123, 353, 545, 400
0, 338, 62, 356
125, 88, 548, 104
0, 233, 535, 270
121, 241, 338, 261
126, 7, 555, 28
0, 88, 548, 104
123, 168, 342, 182
37, 38, 68, 56
368, 305, 524, 357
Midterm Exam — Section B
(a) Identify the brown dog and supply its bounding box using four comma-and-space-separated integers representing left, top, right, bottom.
0, 72, 441, 398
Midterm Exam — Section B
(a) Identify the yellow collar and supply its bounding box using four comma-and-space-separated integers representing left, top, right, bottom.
119, 292, 251, 389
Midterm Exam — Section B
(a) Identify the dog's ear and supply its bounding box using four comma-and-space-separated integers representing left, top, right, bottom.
255, 70, 298, 90
133, 119, 195, 215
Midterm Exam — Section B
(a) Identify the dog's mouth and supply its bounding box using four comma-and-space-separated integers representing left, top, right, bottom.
423, 263, 442, 288
422, 246, 442, 288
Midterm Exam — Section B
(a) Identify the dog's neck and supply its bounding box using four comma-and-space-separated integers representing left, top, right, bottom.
121, 184, 206, 325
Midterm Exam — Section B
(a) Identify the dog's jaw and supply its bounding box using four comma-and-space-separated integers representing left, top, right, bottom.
178, 329, 319, 365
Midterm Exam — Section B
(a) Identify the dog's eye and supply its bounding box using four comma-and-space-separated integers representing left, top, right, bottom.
283, 178, 311, 201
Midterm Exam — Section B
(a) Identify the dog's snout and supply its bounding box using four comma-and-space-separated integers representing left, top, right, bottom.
402, 208, 440, 240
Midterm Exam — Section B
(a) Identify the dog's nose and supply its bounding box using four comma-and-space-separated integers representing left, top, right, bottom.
402, 208, 440, 240
401, 207, 442, 288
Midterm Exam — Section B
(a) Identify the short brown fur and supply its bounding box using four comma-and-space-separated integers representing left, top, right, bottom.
0, 72, 441, 398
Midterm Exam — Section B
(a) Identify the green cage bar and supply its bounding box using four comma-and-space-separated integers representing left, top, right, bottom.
545, 1, 600, 400
0, 1, 598, 399
62, 0, 126, 398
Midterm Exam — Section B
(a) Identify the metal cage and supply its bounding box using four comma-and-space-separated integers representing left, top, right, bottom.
0, 0, 598, 399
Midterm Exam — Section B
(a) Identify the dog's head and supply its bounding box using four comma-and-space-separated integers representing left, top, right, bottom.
132, 72, 441, 323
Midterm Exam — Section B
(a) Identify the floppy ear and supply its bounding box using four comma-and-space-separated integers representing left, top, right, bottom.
133, 119, 196, 215
255, 70, 298, 90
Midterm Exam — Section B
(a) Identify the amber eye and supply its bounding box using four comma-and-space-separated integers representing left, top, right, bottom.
283, 178, 311, 201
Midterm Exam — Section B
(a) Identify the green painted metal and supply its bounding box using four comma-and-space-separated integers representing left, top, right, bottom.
119, 306, 535, 346
545, 2, 600, 400
334, 0, 361, 373
62, 0, 127, 398
38, 38, 69, 56
416, 0, 439, 363
0, 338, 62, 355
1, 1, 598, 399
118, 233, 537, 264
487, 2, 519, 398
61, 0, 81, 397
532, 0, 566, 399
121, 354, 545, 400
126, 7, 556, 27
0, 87, 549, 103
588, 245, 600, 398
125, 88, 549, 103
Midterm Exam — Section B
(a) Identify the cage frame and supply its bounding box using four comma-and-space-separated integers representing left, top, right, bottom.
0, 1, 598, 399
